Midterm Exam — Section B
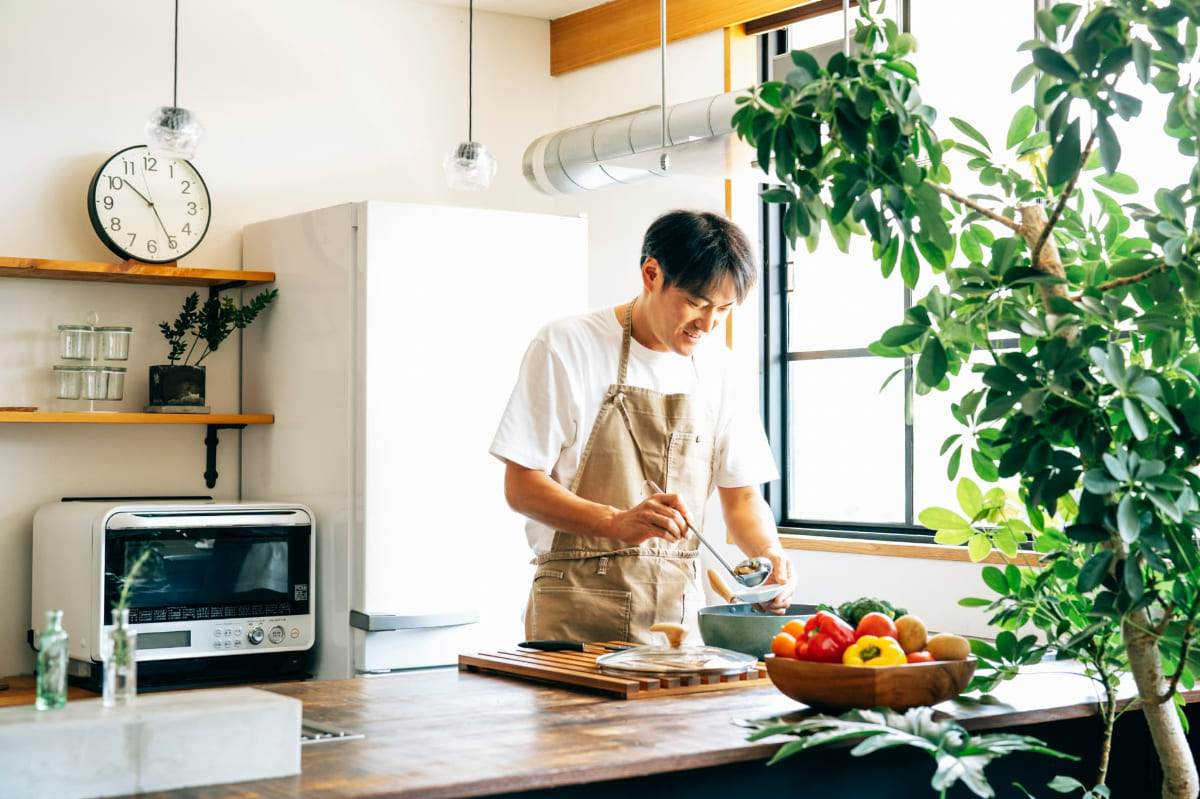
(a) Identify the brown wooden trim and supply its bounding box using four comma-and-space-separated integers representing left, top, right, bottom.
550, 0, 818, 76
0, 256, 275, 287
0, 412, 273, 425
778, 533, 1043, 567
744, 0, 859, 36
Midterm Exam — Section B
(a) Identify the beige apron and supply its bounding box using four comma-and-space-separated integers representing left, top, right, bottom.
525, 300, 718, 644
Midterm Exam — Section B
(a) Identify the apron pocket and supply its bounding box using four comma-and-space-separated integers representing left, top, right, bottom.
528, 584, 632, 643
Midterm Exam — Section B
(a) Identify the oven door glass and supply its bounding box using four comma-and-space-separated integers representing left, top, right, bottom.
104, 521, 311, 625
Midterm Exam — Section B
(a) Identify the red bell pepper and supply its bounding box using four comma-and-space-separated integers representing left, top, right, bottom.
794, 610, 857, 662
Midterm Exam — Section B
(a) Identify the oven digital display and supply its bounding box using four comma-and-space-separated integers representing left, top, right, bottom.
139, 630, 192, 650
103, 525, 312, 625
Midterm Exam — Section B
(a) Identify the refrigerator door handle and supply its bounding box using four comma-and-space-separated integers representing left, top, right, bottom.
348, 609, 479, 632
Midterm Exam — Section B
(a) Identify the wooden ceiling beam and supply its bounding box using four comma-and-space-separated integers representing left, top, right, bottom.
549, 0, 819, 76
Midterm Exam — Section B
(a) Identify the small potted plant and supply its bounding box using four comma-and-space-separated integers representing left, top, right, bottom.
148, 288, 278, 411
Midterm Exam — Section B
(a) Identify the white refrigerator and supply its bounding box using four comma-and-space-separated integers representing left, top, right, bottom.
240, 202, 588, 679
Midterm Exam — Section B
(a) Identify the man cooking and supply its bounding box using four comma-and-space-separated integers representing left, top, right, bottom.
490, 209, 794, 645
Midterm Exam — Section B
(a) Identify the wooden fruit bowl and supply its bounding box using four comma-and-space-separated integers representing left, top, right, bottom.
764, 655, 977, 711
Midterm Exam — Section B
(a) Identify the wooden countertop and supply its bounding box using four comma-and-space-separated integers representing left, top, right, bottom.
1, 662, 1182, 799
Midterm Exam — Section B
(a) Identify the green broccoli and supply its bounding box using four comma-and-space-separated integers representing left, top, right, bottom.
835, 596, 909, 627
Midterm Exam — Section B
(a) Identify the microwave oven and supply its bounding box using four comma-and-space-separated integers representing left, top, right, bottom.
31, 499, 316, 690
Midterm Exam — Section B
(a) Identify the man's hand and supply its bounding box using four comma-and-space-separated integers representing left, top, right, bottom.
605, 490, 694, 545
750, 546, 794, 614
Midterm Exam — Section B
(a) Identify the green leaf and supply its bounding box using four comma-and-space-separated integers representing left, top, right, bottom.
917, 337, 948, 386
1077, 549, 1114, 592
1156, 188, 1188, 222
1095, 115, 1120, 176
1124, 397, 1149, 440
935, 528, 974, 546
918, 507, 973, 531
1064, 523, 1111, 543
1006, 107, 1036, 150
993, 528, 1019, 558
1117, 493, 1140, 543
880, 324, 928, 347
1011, 62, 1040, 93
957, 478, 984, 519
968, 533, 993, 561
900, 240, 920, 288
981, 565, 1007, 594
972, 449, 1000, 482
950, 117, 991, 152
1094, 172, 1138, 194
1032, 47, 1080, 82
1082, 470, 1121, 494
1124, 559, 1145, 602
1046, 118, 1082, 187
959, 229, 983, 263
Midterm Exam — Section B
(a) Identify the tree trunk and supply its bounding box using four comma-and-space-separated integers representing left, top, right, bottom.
1122, 609, 1199, 798
1018, 204, 1068, 307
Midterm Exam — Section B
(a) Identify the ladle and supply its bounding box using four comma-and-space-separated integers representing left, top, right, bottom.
645, 480, 773, 588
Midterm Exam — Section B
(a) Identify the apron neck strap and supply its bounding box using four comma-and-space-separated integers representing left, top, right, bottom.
618, 298, 637, 385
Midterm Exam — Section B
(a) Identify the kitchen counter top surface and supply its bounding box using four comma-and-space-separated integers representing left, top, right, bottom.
1, 660, 1178, 799
141, 659, 1165, 798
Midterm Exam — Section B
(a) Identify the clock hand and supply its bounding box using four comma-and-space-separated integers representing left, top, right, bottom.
120, 180, 154, 207
135, 178, 175, 244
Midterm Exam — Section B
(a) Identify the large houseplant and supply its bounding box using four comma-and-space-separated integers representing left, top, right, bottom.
150, 288, 277, 408
733, 1, 1200, 796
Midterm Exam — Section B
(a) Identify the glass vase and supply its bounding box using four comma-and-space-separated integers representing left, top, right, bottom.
102, 608, 137, 707
35, 609, 69, 711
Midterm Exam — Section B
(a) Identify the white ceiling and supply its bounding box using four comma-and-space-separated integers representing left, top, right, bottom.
421, 0, 609, 21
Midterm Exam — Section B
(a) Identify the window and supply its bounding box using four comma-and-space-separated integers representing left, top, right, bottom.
760, 1, 1038, 536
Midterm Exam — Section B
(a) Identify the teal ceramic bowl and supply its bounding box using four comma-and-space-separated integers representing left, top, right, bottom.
697, 603, 817, 659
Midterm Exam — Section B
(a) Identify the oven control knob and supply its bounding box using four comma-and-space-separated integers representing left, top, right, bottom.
269, 625, 286, 645
247, 626, 265, 646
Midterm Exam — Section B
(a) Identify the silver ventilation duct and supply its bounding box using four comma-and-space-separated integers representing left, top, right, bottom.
522, 90, 757, 195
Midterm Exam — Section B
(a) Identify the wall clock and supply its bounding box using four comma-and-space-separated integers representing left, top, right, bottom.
86, 144, 212, 264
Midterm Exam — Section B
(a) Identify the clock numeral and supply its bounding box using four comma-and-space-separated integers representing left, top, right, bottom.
102, 196, 114, 210
181, 223, 193, 235
168, 236, 178, 250
109, 217, 122, 232
147, 239, 158, 255
105, 176, 124, 191
180, 180, 192, 195
122, 159, 136, 176
187, 202, 199, 216
126, 232, 137, 248
142, 155, 159, 172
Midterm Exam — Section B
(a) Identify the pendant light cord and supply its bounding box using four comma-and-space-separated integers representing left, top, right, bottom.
173, 0, 180, 108
468, 0, 474, 142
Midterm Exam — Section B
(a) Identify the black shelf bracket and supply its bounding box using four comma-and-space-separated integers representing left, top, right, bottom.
204, 423, 247, 488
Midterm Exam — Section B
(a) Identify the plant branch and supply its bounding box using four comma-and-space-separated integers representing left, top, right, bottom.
1032, 129, 1098, 271
1085, 262, 1173, 296
926, 180, 1022, 232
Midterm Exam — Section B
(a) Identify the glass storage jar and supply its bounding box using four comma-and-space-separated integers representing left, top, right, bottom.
53, 365, 84, 399
58, 324, 94, 360
103, 367, 126, 400
80, 366, 107, 400
96, 326, 132, 360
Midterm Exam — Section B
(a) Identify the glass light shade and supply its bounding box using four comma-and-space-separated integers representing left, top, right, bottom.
444, 141, 497, 190
146, 106, 203, 160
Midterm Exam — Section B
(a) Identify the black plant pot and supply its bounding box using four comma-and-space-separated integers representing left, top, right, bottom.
148, 365, 206, 407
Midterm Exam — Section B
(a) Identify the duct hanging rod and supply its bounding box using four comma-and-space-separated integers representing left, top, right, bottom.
842, 0, 850, 56
659, 0, 669, 171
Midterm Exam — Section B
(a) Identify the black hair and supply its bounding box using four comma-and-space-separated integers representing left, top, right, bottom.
640, 210, 756, 303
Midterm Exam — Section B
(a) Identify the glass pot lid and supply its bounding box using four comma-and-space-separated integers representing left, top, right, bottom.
594, 623, 758, 676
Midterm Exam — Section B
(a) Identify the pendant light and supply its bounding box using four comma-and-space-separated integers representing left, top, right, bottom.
444, 0, 497, 190
146, 0, 203, 160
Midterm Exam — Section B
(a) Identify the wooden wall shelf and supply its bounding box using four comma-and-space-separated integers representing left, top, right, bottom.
0, 257, 275, 290
0, 412, 272, 425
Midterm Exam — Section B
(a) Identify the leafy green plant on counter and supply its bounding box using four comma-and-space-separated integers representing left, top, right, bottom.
160, 288, 278, 365
741, 707, 1077, 799
733, 0, 1200, 795
921, 477, 1129, 784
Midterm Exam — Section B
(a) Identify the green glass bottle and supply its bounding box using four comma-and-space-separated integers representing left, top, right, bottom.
35, 609, 68, 711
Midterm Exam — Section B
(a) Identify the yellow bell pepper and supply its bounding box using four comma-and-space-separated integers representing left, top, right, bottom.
842, 634, 907, 667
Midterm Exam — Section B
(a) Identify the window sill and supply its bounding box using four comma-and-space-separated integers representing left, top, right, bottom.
778, 532, 1041, 567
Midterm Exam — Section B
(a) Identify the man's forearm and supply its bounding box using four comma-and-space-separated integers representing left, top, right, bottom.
504, 461, 617, 539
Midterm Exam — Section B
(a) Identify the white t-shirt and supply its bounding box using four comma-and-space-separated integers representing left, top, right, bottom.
490, 306, 779, 554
